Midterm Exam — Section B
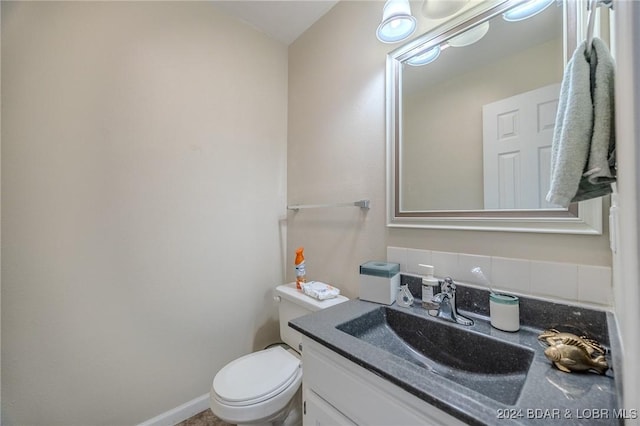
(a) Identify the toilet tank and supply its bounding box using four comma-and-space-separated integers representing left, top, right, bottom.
275, 283, 348, 351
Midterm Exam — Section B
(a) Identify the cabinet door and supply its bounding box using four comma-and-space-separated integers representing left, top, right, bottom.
303, 337, 467, 426
303, 387, 357, 426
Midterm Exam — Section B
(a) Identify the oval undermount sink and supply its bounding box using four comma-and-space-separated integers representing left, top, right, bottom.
336, 307, 534, 405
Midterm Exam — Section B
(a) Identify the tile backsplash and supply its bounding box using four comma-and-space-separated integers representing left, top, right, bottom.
387, 246, 613, 308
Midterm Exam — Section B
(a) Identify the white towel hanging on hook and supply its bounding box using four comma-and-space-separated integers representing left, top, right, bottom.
546, 0, 616, 207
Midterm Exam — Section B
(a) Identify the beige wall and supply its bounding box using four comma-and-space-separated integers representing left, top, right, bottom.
287, 1, 611, 302
287, 1, 391, 298
1, 2, 287, 425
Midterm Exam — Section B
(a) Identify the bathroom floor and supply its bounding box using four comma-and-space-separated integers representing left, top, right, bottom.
176, 409, 232, 426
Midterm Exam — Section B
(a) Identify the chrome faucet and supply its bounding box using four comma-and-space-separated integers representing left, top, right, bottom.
428, 277, 473, 326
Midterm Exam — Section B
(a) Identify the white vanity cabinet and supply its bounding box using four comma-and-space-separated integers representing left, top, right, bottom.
301, 337, 467, 426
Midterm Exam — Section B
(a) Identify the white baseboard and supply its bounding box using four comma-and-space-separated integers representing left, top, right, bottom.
137, 393, 210, 426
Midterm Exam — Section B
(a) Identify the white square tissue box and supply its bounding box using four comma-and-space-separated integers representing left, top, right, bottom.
359, 261, 401, 305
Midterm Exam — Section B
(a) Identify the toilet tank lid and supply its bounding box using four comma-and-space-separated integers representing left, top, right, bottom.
275, 283, 348, 311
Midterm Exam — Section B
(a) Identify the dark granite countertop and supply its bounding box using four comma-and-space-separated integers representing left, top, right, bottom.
289, 283, 622, 426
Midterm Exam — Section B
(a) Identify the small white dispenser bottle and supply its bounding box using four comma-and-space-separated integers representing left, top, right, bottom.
489, 293, 520, 332
420, 264, 439, 308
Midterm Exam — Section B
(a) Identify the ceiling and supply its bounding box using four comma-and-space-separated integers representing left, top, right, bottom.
211, 0, 339, 45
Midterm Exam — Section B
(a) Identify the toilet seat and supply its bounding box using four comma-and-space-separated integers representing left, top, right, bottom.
213, 346, 301, 407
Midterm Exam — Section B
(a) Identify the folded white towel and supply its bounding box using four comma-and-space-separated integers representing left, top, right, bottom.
301, 281, 340, 300
546, 38, 616, 207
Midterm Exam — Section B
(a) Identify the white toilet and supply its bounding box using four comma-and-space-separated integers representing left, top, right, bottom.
210, 283, 348, 426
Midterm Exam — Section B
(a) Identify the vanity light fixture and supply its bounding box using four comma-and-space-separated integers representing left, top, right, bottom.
447, 21, 490, 47
406, 45, 442, 66
407, 17, 489, 67
376, 0, 417, 43
421, 0, 469, 20
502, 0, 555, 22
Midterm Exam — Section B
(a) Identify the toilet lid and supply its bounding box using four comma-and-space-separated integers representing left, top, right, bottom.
213, 346, 301, 406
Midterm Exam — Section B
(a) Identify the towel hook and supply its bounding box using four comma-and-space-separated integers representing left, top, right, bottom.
585, 0, 598, 60
585, 0, 613, 61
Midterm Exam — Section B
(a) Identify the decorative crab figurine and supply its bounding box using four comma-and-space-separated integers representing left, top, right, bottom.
537, 329, 609, 374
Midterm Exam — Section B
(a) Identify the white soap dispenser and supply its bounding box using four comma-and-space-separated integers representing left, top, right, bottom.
420, 264, 439, 308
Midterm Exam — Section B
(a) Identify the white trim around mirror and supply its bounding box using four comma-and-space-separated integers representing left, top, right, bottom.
385, 0, 603, 235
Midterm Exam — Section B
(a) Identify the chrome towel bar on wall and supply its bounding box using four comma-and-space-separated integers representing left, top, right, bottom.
287, 200, 370, 212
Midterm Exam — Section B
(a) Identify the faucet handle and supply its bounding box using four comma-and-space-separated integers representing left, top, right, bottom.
431, 292, 448, 304
440, 277, 456, 293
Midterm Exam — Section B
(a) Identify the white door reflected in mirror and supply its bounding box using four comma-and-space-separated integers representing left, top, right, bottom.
482, 83, 561, 210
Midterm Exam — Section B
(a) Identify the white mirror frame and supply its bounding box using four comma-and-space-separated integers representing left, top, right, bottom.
385, 0, 602, 234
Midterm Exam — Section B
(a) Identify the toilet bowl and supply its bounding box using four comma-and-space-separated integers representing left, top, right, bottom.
211, 346, 302, 425
210, 283, 348, 426
210, 346, 302, 426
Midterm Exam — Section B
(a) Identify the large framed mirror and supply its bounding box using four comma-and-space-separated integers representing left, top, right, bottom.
386, 0, 603, 234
